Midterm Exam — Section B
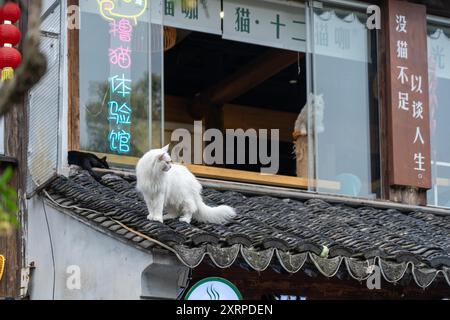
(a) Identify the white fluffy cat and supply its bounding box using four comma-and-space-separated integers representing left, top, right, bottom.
136, 145, 236, 224
294, 93, 325, 136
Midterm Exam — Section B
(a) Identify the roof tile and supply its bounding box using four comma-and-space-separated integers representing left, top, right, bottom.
43, 170, 450, 288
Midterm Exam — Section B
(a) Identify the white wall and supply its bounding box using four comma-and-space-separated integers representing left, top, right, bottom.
26, 197, 187, 300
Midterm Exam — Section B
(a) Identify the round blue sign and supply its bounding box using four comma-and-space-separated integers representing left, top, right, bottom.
185, 277, 242, 300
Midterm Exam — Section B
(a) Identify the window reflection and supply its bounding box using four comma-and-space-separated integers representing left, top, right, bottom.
311, 8, 380, 198
427, 25, 450, 207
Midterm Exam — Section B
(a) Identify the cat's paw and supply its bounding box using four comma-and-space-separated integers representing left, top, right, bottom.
147, 214, 163, 224
163, 212, 179, 220
179, 216, 192, 224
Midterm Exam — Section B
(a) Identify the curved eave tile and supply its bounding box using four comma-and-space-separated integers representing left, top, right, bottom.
172, 245, 207, 268
309, 253, 343, 278
412, 266, 440, 289
276, 250, 308, 273
344, 257, 371, 281
379, 258, 409, 284
206, 244, 240, 268
168, 243, 450, 289
241, 247, 275, 272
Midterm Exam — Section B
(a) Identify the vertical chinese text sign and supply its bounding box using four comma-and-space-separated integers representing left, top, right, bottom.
387, 0, 431, 189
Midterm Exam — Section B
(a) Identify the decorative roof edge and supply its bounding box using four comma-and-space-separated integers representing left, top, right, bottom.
42, 190, 450, 289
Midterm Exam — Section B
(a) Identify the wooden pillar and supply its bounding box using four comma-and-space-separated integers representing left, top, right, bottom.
0, 0, 30, 299
0, 158, 20, 299
68, 0, 80, 151
0, 87, 28, 300
0, 98, 27, 300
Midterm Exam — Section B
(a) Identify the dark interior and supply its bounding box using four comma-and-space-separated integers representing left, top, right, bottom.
164, 29, 307, 176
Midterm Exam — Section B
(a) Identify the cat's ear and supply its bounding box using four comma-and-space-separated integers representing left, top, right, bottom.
162, 144, 170, 153
101, 156, 107, 161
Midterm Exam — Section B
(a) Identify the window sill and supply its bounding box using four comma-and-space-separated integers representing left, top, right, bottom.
83, 150, 340, 191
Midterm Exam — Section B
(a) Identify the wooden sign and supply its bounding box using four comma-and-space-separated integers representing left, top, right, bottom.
387, 0, 431, 189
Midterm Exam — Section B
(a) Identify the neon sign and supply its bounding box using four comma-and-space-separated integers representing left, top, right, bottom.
97, 0, 148, 25
98, 1, 147, 154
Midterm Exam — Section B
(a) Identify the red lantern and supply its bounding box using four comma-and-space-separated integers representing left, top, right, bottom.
2, 2, 21, 24
0, 2, 22, 81
0, 24, 21, 46
0, 47, 21, 80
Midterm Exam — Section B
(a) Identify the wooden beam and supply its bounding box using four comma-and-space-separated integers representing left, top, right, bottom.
166, 95, 299, 143
223, 104, 297, 143
188, 49, 301, 119
209, 49, 300, 105
186, 165, 340, 191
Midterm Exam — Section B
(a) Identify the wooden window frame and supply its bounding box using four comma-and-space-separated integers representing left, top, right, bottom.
68, 0, 80, 151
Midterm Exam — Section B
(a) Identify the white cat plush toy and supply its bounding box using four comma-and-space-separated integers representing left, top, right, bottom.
136, 145, 236, 224
294, 93, 325, 136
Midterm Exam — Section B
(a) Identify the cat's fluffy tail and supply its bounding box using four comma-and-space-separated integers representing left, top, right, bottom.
196, 201, 236, 224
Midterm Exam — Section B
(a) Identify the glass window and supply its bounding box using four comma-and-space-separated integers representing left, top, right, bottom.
70, 0, 380, 199
427, 23, 450, 207
308, 3, 380, 198
75, 0, 163, 163
163, 0, 310, 188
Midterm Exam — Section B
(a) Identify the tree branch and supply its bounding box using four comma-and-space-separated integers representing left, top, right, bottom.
0, 0, 47, 117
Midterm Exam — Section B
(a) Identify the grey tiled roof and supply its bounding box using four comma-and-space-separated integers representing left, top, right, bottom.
43, 171, 450, 288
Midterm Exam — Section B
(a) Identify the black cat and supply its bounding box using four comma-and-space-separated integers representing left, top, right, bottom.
68, 151, 109, 181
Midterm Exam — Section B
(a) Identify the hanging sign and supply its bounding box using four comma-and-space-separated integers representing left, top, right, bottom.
387, 0, 431, 189
223, 0, 306, 52
151, 0, 222, 35
313, 11, 369, 63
